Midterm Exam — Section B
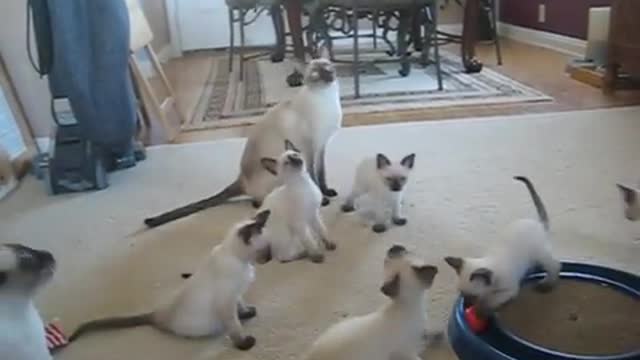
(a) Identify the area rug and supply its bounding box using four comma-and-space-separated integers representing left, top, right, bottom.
185, 50, 552, 130
2, 107, 639, 360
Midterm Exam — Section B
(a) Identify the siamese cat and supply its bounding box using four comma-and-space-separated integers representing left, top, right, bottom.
444, 176, 560, 318
616, 183, 640, 221
144, 54, 342, 228
0, 145, 18, 201
341, 153, 416, 233
259, 140, 335, 263
0, 244, 56, 360
304, 244, 438, 360
69, 210, 273, 351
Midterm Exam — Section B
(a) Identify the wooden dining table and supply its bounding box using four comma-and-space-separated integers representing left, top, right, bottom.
280, 0, 484, 86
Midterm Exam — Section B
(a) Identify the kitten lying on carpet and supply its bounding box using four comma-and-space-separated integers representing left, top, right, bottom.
341, 153, 416, 233
616, 183, 640, 221
144, 50, 341, 228
0, 244, 56, 360
304, 244, 438, 360
445, 176, 560, 318
69, 210, 272, 351
0, 145, 18, 201
258, 140, 335, 263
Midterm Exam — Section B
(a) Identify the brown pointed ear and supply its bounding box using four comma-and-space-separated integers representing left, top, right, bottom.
253, 210, 271, 229
376, 154, 391, 169
380, 274, 400, 298
412, 265, 438, 286
617, 184, 637, 205
400, 153, 416, 169
444, 256, 464, 274
284, 139, 300, 153
260, 158, 278, 176
470, 268, 493, 286
237, 223, 255, 245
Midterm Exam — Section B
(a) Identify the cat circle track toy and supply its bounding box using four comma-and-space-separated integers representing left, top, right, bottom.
448, 262, 640, 360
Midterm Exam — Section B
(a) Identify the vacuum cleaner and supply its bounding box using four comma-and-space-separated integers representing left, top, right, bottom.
27, 0, 145, 195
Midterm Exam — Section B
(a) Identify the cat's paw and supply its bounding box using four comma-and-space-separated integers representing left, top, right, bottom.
251, 200, 262, 209
372, 224, 387, 233
238, 306, 257, 320
321, 197, 330, 207
392, 217, 408, 226
309, 253, 325, 263
323, 188, 338, 197
341, 203, 355, 213
324, 240, 337, 251
234, 335, 256, 351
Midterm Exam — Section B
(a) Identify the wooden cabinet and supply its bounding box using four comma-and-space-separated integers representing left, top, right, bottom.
604, 0, 640, 92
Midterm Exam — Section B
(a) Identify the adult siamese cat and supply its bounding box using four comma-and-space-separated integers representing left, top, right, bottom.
444, 176, 560, 318
144, 54, 341, 228
0, 244, 56, 360
342, 153, 416, 233
259, 140, 335, 263
304, 245, 438, 360
69, 210, 273, 351
617, 183, 640, 221
0, 145, 18, 201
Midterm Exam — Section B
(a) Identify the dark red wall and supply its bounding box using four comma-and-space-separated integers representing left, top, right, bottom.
500, 0, 612, 39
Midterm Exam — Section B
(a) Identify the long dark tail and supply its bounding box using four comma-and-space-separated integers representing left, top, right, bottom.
144, 179, 244, 228
514, 176, 549, 231
69, 313, 153, 342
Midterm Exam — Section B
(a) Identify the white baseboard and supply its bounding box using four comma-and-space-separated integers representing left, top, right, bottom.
497, 22, 586, 57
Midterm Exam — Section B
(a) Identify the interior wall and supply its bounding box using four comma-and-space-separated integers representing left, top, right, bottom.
139, 0, 171, 51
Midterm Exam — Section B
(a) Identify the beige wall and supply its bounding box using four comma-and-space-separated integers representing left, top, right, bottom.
139, 0, 171, 51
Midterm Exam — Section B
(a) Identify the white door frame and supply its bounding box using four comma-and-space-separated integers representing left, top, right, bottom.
164, 0, 183, 57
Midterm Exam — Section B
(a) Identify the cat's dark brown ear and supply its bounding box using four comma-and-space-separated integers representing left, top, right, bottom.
284, 139, 300, 153
444, 256, 464, 274
261, 158, 278, 176
470, 268, 493, 286
401, 153, 416, 169
376, 154, 391, 169
253, 210, 271, 229
617, 184, 637, 205
412, 265, 438, 287
380, 274, 400, 298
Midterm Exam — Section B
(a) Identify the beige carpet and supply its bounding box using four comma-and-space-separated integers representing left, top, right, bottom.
2, 107, 640, 360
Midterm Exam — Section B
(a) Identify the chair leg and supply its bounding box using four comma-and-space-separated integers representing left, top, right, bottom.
431, 3, 443, 90
270, 4, 286, 62
228, 8, 235, 73
490, 0, 502, 65
239, 9, 246, 81
397, 9, 411, 77
352, 2, 360, 99
420, 7, 431, 66
372, 13, 378, 50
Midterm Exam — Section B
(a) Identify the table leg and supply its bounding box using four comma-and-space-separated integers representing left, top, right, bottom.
461, 0, 483, 73
270, 4, 286, 63
284, 0, 305, 87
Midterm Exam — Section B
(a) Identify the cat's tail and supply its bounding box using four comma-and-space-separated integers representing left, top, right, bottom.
144, 179, 244, 228
514, 176, 549, 231
68, 313, 153, 342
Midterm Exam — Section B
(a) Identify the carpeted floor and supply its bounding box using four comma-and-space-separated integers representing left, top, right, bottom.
1, 107, 639, 360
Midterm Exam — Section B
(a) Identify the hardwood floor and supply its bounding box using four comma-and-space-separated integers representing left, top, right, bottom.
163, 39, 640, 143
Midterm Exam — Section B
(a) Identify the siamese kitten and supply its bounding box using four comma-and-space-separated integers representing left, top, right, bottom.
0, 145, 18, 200
342, 153, 416, 233
616, 183, 640, 221
305, 245, 438, 360
259, 140, 335, 263
0, 244, 56, 360
70, 210, 273, 351
444, 176, 560, 318
144, 55, 342, 228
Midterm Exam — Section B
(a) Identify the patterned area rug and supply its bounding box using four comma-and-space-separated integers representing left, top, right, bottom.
185, 51, 552, 130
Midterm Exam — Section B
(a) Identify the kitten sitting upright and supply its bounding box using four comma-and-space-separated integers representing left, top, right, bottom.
616, 184, 640, 221
341, 153, 416, 233
0, 244, 56, 360
444, 176, 560, 318
0, 145, 18, 201
304, 244, 438, 360
258, 140, 335, 263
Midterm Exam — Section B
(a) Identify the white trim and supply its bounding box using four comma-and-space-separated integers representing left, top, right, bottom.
164, 0, 183, 58
36, 137, 51, 153
497, 22, 587, 57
